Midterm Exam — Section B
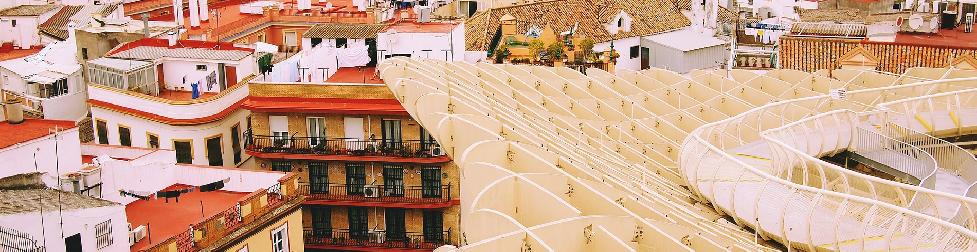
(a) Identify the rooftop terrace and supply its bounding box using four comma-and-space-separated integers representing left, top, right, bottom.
126, 184, 249, 251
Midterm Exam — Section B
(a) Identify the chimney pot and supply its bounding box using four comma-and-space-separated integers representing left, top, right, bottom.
4, 98, 24, 124
167, 31, 178, 46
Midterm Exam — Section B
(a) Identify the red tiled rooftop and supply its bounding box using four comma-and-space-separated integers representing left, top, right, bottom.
384, 20, 458, 33
326, 67, 383, 84
893, 27, 977, 50
162, 0, 364, 36
107, 38, 254, 56
81, 155, 96, 164
126, 184, 249, 251
0, 47, 42, 61
243, 97, 408, 115
0, 119, 77, 149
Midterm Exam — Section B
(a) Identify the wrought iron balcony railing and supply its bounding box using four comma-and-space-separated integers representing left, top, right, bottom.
303, 228, 449, 249
298, 183, 452, 205
245, 132, 445, 159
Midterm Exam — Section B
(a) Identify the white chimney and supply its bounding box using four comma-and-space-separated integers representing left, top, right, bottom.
4, 98, 24, 124
189, 0, 201, 27
173, 0, 184, 26
199, 0, 209, 21
298, 0, 312, 10
67, 22, 77, 40
167, 31, 178, 46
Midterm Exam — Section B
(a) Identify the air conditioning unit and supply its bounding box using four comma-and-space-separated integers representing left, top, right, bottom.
302, 13, 312, 16
128, 225, 147, 245
369, 230, 385, 243
363, 185, 380, 197
431, 146, 444, 156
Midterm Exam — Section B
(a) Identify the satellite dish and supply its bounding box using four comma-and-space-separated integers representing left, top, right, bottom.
930, 17, 940, 30
909, 14, 923, 29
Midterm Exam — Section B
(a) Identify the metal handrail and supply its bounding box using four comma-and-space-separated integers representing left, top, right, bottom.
303, 228, 449, 249
245, 131, 445, 158
298, 183, 452, 202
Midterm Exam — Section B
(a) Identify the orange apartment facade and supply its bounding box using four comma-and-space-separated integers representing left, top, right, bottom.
242, 82, 460, 251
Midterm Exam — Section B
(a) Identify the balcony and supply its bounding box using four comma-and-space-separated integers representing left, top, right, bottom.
141, 174, 302, 252
304, 228, 450, 251
244, 132, 451, 164
299, 183, 455, 208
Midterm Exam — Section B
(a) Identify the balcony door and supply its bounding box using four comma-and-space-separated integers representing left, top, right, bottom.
422, 167, 442, 198
422, 210, 444, 242
346, 163, 366, 195
309, 161, 328, 194
348, 207, 368, 240
420, 127, 437, 152
269, 116, 289, 147
206, 136, 223, 166
307, 117, 326, 148
381, 119, 401, 150
311, 206, 331, 237
343, 117, 365, 150
385, 208, 406, 241
383, 164, 404, 197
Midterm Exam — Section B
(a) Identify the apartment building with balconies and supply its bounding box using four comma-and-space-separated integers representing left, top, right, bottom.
242, 81, 459, 251
87, 36, 258, 167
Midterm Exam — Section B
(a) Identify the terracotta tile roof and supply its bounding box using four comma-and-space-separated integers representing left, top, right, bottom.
0, 189, 118, 215
107, 38, 255, 61
303, 23, 388, 39
38, 5, 83, 40
0, 119, 77, 150
779, 36, 977, 73
790, 22, 867, 38
464, 0, 690, 51
0, 4, 60, 16
98, 3, 121, 17
39, 4, 123, 41
385, 21, 459, 33
797, 8, 912, 24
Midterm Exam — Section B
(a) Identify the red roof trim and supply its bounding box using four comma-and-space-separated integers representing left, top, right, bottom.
88, 98, 247, 126
242, 97, 408, 115
246, 150, 451, 164
107, 38, 255, 56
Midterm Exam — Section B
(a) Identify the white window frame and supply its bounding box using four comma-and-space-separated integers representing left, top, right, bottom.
307, 117, 326, 146
271, 223, 289, 252
283, 31, 298, 47
270, 116, 290, 147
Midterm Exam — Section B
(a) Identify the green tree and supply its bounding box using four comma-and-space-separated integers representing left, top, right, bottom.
528, 39, 545, 62
547, 42, 564, 62
579, 38, 595, 62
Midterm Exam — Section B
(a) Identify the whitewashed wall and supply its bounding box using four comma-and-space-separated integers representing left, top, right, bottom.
90, 106, 252, 167
0, 128, 82, 183
0, 206, 129, 252
376, 24, 465, 63
594, 36, 641, 72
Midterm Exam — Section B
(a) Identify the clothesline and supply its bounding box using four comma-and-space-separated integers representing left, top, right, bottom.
119, 177, 230, 202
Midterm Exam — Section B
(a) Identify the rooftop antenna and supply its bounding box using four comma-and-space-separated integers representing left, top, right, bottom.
142, 13, 150, 38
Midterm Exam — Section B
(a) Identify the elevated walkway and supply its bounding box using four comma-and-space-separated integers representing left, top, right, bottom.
378, 58, 977, 251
